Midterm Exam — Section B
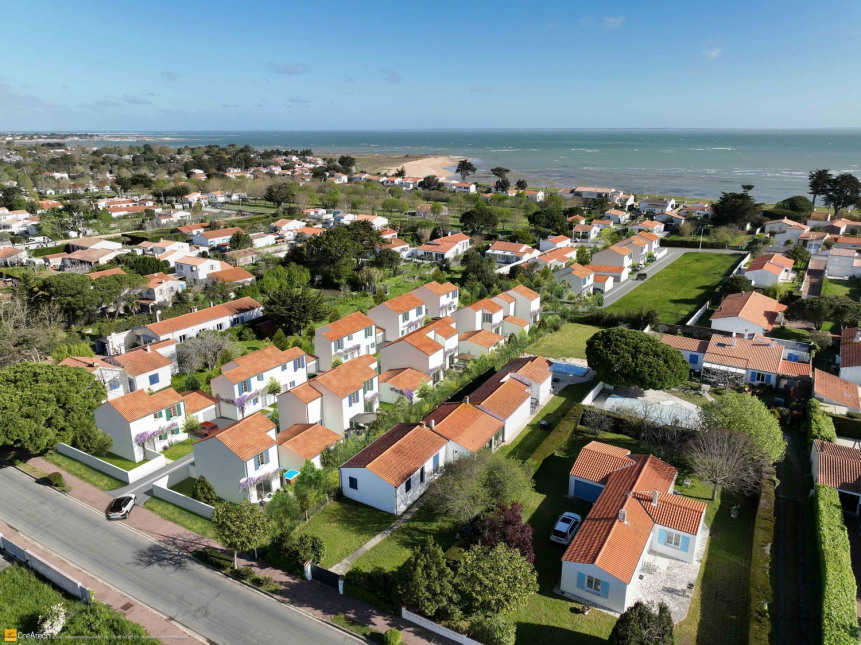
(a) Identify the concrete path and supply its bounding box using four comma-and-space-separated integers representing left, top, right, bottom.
329, 498, 428, 576
113, 452, 195, 500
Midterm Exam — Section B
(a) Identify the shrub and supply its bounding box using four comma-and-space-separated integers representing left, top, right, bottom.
815, 485, 860, 645
271, 533, 325, 574
232, 565, 255, 581
46, 472, 66, 488
183, 374, 202, 391
526, 404, 583, 470
808, 400, 837, 443
192, 476, 217, 504
193, 547, 233, 572
749, 475, 776, 645
383, 628, 402, 645
469, 614, 516, 645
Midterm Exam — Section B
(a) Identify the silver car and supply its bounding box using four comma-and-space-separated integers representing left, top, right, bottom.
106, 494, 136, 520
550, 512, 582, 545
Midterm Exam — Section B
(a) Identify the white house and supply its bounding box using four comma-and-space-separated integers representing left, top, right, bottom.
67, 237, 123, 253
638, 198, 676, 215
410, 281, 459, 319
535, 247, 577, 270
604, 209, 631, 225
140, 272, 185, 308
710, 291, 787, 337
451, 182, 477, 194
377, 236, 411, 257
368, 292, 426, 341
539, 234, 572, 252
270, 219, 305, 238
468, 369, 533, 443
379, 317, 459, 384
136, 297, 263, 345
745, 253, 795, 286
423, 400, 504, 459
108, 345, 173, 393
486, 241, 540, 265
0, 246, 28, 266
840, 327, 861, 386
458, 329, 505, 356
61, 248, 122, 269
210, 345, 311, 420
561, 442, 707, 614
138, 239, 191, 258
277, 354, 379, 434
573, 224, 599, 242
314, 311, 378, 372
826, 249, 861, 279
411, 233, 471, 261
811, 440, 861, 516
813, 368, 861, 414
555, 263, 594, 295
378, 368, 432, 405
630, 220, 665, 235
94, 388, 187, 462
174, 256, 232, 286
59, 355, 126, 400
508, 283, 542, 325
276, 423, 342, 472
453, 298, 504, 335
588, 265, 629, 284
192, 227, 245, 248
340, 422, 447, 515
353, 214, 389, 230
617, 235, 651, 266
193, 413, 281, 504
591, 245, 633, 270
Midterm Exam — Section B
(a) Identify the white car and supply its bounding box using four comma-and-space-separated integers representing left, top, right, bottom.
106, 494, 136, 520
550, 512, 582, 545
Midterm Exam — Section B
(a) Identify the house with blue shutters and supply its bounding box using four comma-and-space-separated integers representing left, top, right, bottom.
561, 441, 707, 614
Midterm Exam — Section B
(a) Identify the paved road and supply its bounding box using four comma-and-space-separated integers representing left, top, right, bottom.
113, 452, 195, 500
0, 465, 354, 645
600, 248, 685, 306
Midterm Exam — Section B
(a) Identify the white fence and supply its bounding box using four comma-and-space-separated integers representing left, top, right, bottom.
686, 299, 711, 326
152, 471, 214, 519
56, 443, 166, 485
401, 608, 482, 645
580, 381, 606, 406
0, 533, 91, 604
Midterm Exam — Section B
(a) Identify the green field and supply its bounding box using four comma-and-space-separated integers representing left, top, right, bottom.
143, 497, 217, 540
607, 252, 742, 324
822, 277, 861, 300
526, 323, 604, 359
42, 451, 124, 491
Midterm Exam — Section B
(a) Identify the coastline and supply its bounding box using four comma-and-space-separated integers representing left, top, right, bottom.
354, 153, 465, 179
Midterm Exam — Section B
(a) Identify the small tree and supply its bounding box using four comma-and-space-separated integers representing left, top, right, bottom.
455, 544, 538, 615
585, 328, 690, 390
400, 538, 459, 619
264, 182, 296, 212
469, 615, 516, 645
608, 601, 674, 645
265, 489, 302, 535
184, 373, 202, 391
700, 392, 785, 463
212, 500, 272, 568
266, 377, 282, 397
721, 275, 753, 297
192, 476, 217, 505
472, 502, 534, 564
271, 328, 290, 351
229, 231, 252, 250
293, 460, 327, 515
456, 159, 477, 183
687, 428, 764, 501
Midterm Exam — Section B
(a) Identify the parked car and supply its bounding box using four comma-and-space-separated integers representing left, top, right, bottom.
550, 511, 582, 545
636, 272, 648, 280
198, 421, 218, 436
106, 494, 136, 520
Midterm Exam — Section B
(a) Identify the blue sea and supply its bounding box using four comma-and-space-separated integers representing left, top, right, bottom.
73, 129, 861, 202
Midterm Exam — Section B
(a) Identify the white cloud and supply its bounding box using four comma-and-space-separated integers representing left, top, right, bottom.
124, 93, 153, 105
703, 46, 722, 60
603, 16, 625, 28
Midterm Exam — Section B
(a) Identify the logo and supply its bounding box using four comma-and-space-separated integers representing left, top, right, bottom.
3, 629, 16, 643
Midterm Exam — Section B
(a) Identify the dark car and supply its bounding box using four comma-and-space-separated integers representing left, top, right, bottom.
106, 494, 136, 520
636, 272, 648, 280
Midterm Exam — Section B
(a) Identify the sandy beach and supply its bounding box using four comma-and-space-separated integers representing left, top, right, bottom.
351, 154, 466, 179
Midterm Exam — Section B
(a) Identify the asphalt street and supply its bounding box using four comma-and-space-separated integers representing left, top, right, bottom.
0, 465, 355, 645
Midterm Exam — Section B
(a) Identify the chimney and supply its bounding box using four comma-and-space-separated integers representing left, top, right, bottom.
652, 490, 659, 507
618, 509, 627, 524
464, 396, 470, 405
429, 419, 435, 429
145, 344, 151, 353
855, 329, 861, 344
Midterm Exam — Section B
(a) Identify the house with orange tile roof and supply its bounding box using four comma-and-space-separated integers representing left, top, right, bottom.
314, 311, 378, 372
60, 355, 126, 400
603, 208, 631, 225
277, 423, 342, 472
108, 344, 173, 393
840, 327, 861, 386
469, 368, 533, 442
269, 218, 305, 239
211, 345, 312, 420
494, 284, 542, 329
352, 214, 389, 229
136, 297, 263, 345
591, 244, 634, 270
424, 400, 505, 458
340, 422, 448, 514
208, 266, 256, 288
61, 247, 123, 269
534, 246, 577, 270
539, 234, 572, 252
554, 262, 594, 295
813, 368, 861, 413
561, 441, 707, 613
811, 440, 861, 516
368, 292, 427, 341
744, 253, 794, 286
0, 246, 28, 266
193, 413, 280, 503
277, 354, 379, 433
376, 235, 411, 257
585, 264, 630, 284
140, 272, 185, 308
379, 317, 460, 384
378, 368, 432, 404
638, 198, 676, 215
409, 281, 460, 318
174, 256, 232, 286
710, 291, 787, 336
87, 267, 126, 280
485, 241, 540, 265
453, 297, 504, 335
94, 388, 187, 462
630, 219, 665, 235
192, 226, 245, 249
411, 232, 471, 261
180, 390, 218, 424
459, 329, 505, 357
573, 223, 599, 241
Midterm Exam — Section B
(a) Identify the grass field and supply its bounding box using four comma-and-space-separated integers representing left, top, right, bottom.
143, 497, 217, 540
93, 451, 142, 471
526, 323, 604, 359
169, 476, 197, 497
163, 438, 196, 461
822, 276, 861, 300
294, 498, 394, 568
42, 451, 124, 491
607, 252, 742, 324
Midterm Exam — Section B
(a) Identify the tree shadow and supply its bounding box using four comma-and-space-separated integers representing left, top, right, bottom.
134, 541, 190, 570
515, 621, 607, 645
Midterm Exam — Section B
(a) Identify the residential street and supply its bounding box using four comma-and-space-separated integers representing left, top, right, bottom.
0, 465, 355, 645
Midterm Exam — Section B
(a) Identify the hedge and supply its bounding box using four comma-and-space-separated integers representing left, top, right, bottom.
814, 485, 860, 645
526, 404, 583, 471
829, 414, 861, 441
30, 243, 67, 257
808, 400, 837, 443
580, 406, 641, 438
748, 475, 776, 645
661, 238, 734, 249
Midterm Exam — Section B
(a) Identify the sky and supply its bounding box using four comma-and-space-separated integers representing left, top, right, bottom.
2, 0, 861, 131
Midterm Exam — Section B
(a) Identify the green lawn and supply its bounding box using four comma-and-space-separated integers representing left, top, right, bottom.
42, 451, 125, 491
294, 498, 394, 568
94, 451, 143, 471
526, 323, 604, 359
163, 438, 196, 461
607, 252, 742, 324
822, 276, 861, 299
143, 497, 217, 540
169, 476, 197, 497
769, 326, 813, 342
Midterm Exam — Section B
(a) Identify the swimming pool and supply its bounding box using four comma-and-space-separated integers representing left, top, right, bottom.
605, 394, 700, 428
551, 362, 591, 377
283, 469, 300, 482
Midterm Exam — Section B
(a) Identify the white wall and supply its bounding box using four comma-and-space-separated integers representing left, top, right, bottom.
193, 437, 249, 504
340, 467, 396, 514
710, 317, 767, 337
127, 364, 172, 392
151, 475, 215, 518
560, 561, 629, 613
55, 443, 166, 484
648, 522, 700, 564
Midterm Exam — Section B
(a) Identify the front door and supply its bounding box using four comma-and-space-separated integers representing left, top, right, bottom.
255, 477, 273, 500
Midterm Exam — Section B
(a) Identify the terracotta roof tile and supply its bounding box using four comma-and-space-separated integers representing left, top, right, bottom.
660, 334, 709, 354
289, 382, 322, 403
110, 347, 172, 376
379, 292, 425, 315
503, 315, 529, 327
468, 298, 503, 313
342, 423, 447, 486
751, 253, 794, 269
569, 441, 635, 484
841, 328, 861, 369
633, 491, 706, 535
710, 291, 787, 331
221, 345, 307, 384
415, 281, 458, 297
474, 378, 531, 420
277, 423, 341, 459
313, 354, 377, 399
514, 355, 552, 384
813, 440, 861, 494
59, 356, 121, 372
459, 329, 504, 348
145, 297, 262, 336
180, 390, 218, 414
202, 412, 275, 461
423, 403, 503, 452
704, 334, 783, 374
319, 311, 375, 342
109, 388, 183, 422
88, 267, 126, 280
779, 360, 811, 377
379, 367, 431, 391
198, 226, 244, 239
495, 292, 516, 303
209, 267, 255, 284
814, 368, 861, 411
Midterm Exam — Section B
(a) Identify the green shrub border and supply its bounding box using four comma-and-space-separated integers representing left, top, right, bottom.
829, 414, 861, 441
748, 474, 776, 645
808, 400, 837, 443
814, 484, 860, 645
526, 404, 583, 470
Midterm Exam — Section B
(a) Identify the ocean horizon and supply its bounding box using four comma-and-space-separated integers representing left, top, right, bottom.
25, 128, 861, 203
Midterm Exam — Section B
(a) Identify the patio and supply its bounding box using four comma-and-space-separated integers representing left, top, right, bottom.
593, 387, 702, 429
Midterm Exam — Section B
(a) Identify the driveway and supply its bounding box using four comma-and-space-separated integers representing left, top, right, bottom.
113, 452, 194, 500
0, 465, 354, 645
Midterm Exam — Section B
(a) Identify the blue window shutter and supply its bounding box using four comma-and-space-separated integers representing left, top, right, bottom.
599, 580, 610, 599
690, 354, 698, 364
658, 528, 667, 545
576, 572, 586, 590
264, 451, 270, 465
681, 535, 690, 552
765, 374, 772, 384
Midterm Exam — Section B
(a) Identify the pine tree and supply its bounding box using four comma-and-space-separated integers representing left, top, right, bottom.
399, 538, 458, 619
608, 601, 674, 645
271, 328, 290, 351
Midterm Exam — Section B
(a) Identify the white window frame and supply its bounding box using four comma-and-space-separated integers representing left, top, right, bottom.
665, 530, 682, 549
585, 575, 602, 594
255, 453, 266, 468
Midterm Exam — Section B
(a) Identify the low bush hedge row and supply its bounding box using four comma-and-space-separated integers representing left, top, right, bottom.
814, 485, 860, 645
526, 404, 583, 471
829, 414, 861, 441
808, 400, 837, 443
748, 475, 776, 645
